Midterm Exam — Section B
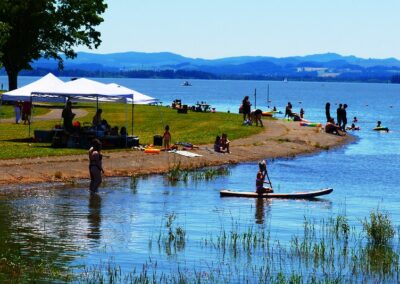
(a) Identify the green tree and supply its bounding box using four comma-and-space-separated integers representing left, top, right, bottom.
0, 22, 10, 67
0, 0, 107, 91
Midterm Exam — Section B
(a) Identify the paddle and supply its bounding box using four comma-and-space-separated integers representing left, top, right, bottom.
264, 161, 273, 191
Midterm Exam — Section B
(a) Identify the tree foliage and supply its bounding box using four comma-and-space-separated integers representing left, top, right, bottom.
0, 0, 107, 90
0, 22, 10, 66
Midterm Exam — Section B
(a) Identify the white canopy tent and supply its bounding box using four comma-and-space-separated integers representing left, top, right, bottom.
107, 83, 158, 105
1, 73, 65, 102
1, 74, 158, 138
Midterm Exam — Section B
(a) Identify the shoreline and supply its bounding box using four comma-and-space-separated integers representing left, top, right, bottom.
0, 119, 354, 191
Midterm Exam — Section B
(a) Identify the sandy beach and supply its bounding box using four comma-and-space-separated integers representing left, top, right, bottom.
0, 119, 353, 189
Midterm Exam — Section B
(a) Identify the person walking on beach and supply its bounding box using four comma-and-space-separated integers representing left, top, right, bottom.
325, 102, 331, 122
300, 108, 305, 119
336, 104, 343, 129
242, 96, 251, 122
89, 139, 104, 193
341, 104, 348, 131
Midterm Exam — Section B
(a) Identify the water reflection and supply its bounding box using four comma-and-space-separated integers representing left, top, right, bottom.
254, 198, 271, 224
87, 193, 101, 242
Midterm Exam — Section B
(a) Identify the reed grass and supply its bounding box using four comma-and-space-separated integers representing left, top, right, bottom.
1, 208, 398, 283
166, 164, 230, 183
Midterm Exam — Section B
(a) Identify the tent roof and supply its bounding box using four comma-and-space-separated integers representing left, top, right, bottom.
107, 83, 157, 104
2, 73, 65, 102
32, 78, 133, 102
1, 75, 158, 104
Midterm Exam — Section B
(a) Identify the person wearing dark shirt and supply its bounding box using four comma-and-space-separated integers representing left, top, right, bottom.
242, 96, 251, 121
325, 102, 331, 122
62, 100, 75, 132
341, 104, 348, 131
336, 104, 343, 129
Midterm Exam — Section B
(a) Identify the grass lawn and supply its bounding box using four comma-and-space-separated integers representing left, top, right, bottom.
0, 102, 50, 119
0, 102, 265, 159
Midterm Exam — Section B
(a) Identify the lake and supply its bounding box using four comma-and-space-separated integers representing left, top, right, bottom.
0, 77, 399, 282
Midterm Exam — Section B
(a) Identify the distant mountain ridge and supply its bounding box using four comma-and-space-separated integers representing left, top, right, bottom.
19, 51, 400, 82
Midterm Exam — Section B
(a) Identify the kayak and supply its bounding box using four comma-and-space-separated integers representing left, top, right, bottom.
300, 122, 322, 127
373, 127, 389, 132
261, 112, 273, 117
220, 188, 333, 199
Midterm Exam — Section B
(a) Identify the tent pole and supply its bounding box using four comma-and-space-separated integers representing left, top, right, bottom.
28, 94, 33, 137
96, 96, 99, 138
131, 94, 134, 136
0, 94, 3, 123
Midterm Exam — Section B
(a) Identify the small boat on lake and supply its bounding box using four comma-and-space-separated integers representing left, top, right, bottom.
373, 127, 389, 132
182, 81, 192, 86
220, 188, 333, 199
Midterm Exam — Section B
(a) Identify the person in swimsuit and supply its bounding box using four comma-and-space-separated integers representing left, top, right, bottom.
256, 160, 273, 194
163, 125, 171, 150
89, 139, 104, 193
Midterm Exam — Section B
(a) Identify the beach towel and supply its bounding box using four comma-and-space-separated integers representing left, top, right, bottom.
170, 150, 202, 157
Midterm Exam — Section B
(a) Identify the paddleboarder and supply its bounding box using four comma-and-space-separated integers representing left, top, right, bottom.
256, 160, 273, 194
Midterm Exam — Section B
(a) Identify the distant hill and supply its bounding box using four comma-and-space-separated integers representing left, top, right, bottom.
8, 51, 400, 82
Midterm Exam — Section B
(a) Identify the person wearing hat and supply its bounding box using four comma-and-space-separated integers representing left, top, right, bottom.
256, 160, 273, 194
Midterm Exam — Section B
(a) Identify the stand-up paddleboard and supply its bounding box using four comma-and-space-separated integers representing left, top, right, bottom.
373, 127, 389, 132
220, 188, 333, 199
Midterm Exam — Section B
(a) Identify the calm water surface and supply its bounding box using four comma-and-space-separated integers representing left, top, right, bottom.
0, 77, 400, 280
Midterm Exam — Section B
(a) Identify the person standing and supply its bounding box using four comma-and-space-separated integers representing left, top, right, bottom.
22, 101, 32, 125
336, 103, 343, 129
325, 102, 331, 122
163, 125, 171, 150
242, 96, 251, 122
62, 100, 75, 132
89, 139, 104, 193
341, 104, 348, 131
14, 101, 22, 124
300, 108, 305, 119
255, 160, 273, 194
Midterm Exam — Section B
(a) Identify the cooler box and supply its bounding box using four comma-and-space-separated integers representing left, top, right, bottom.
153, 135, 163, 146
126, 136, 139, 147
34, 130, 54, 142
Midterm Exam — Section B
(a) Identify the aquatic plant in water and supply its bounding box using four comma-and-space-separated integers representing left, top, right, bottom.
166, 163, 230, 183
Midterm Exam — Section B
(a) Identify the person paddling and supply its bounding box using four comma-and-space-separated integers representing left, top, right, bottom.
256, 160, 273, 194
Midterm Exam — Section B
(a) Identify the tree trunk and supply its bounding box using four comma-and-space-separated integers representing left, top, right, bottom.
7, 69, 18, 91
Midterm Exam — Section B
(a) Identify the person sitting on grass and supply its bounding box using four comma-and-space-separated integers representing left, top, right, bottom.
256, 160, 273, 194
214, 135, 229, 153
325, 118, 346, 136
221, 133, 230, 153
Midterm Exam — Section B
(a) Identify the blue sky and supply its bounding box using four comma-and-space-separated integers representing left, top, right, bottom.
78, 0, 400, 59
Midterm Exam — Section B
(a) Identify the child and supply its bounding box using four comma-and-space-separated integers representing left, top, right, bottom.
163, 125, 171, 150
256, 160, 273, 194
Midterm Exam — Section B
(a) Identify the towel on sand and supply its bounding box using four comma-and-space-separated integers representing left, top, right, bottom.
170, 150, 202, 157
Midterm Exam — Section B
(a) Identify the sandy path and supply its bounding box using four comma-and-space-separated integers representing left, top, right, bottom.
0, 119, 353, 189
1, 108, 88, 123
